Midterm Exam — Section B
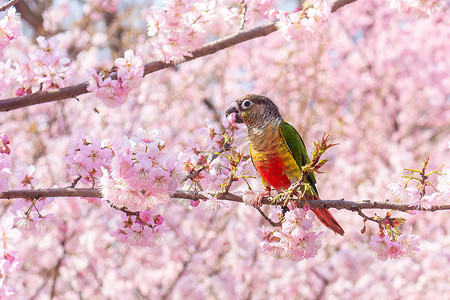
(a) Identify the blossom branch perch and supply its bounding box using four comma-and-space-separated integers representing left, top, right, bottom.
1, 188, 449, 212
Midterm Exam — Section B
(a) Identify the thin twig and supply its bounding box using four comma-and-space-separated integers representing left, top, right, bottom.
354, 208, 379, 224
50, 226, 68, 299
68, 175, 82, 188
239, 2, 248, 30
255, 206, 282, 227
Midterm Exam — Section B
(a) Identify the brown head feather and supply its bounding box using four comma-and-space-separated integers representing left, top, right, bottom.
226, 94, 282, 129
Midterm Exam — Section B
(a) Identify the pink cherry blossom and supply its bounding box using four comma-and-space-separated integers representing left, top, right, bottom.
410, 194, 435, 209
10, 194, 55, 232
257, 207, 323, 261
0, 134, 10, 155
100, 129, 180, 211
33, 36, 72, 89
387, 0, 444, 17
66, 135, 113, 187
110, 209, 168, 247
87, 50, 143, 107
12, 55, 36, 96
437, 167, 450, 198
146, 0, 216, 63
0, 7, 21, 57
242, 190, 258, 206
36, 36, 61, 65
398, 232, 421, 257
369, 234, 391, 261
282, 208, 314, 234
388, 183, 421, 202
0, 250, 20, 297
370, 231, 421, 261
275, 0, 331, 42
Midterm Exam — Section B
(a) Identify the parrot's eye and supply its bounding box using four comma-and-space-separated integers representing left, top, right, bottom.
241, 99, 254, 110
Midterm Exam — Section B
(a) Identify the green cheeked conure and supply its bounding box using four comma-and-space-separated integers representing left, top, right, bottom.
226, 94, 344, 235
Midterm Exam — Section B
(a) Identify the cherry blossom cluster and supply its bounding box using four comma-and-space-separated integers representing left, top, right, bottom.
65, 135, 113, 188
9, 165, 55, 232
368, 160, 448, 261
257, 206, 323, 261
365, 206, 421, 261
274, 0, 331, 42
146, 0, 217, 63
99, 128, 180, 212
387, 0, 444, 17
388, 159, 449, 209
0, 226, 21, 298
110, 209, 168, 247
145, 0, 334, 62
10, 196, 55, 232
437, 167, 450, 198
88, 50, 144, 107
1, 135, 55, 232
145, 0, 277, 64
179, 115, 251, 209
369, 231, 420, 261
11, 35, 72, 97
0, 7, 21, 58
388, 178, 448, 209
34, 36, 71, 91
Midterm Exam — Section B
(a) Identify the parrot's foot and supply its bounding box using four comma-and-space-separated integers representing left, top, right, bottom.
255, 187, 271, 207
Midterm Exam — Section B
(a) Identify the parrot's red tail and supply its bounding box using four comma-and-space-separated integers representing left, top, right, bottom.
310, 207, 345, 236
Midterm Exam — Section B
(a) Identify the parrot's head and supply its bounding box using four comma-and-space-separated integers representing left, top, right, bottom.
225, 94, 282, 128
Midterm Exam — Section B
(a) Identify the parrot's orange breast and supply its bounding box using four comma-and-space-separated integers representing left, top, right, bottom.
248, 122, 301, 191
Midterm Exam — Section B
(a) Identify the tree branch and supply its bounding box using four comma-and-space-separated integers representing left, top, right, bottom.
0, 0, 359, 112
331, 0, 358, 12
1, 188, 449, 212
0, 188, 101, 199
15, 1, 44, 35
0, 83, 89, 112
0, 0, 22, 12
0, 23, 276, 111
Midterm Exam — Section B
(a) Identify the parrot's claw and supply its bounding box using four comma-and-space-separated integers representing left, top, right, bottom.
255, 187, 271, 207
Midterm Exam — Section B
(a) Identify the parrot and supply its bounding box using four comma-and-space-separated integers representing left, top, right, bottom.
225, 94, 344, 235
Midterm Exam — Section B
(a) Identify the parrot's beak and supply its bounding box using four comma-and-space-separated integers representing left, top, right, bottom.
225, 102, 244, 123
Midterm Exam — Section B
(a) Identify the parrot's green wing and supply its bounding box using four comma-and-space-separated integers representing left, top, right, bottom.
279, 122, 319, 196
